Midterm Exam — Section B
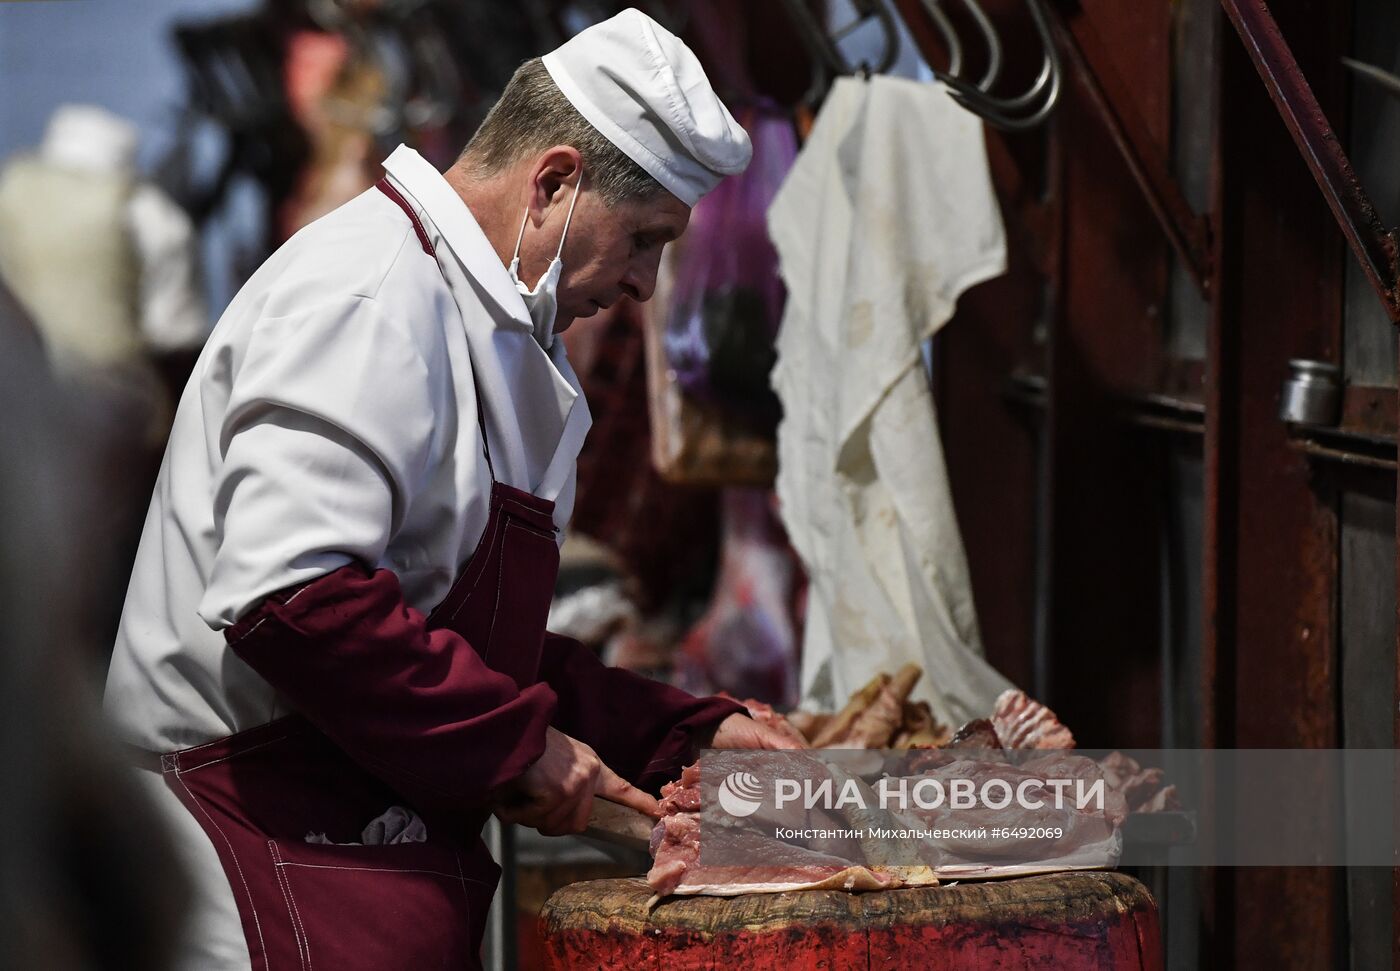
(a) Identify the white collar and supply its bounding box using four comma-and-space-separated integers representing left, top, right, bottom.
380, 145, 532, 330
379, 145, 591, 501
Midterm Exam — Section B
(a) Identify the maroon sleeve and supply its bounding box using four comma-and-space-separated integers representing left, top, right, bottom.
226, 563, 557, 811
535, 633, 746, 794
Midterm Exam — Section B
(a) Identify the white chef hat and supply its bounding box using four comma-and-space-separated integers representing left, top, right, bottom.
542, 8, 752, 206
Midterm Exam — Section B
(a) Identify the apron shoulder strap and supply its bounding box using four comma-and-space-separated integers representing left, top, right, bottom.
375, 177, 496, 483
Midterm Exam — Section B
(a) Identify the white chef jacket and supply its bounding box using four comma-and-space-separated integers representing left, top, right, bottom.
105, 144, 592, 754
768, 77, 1013, 727
104, 146, 592, 969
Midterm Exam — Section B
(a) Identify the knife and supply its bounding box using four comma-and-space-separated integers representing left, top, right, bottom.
583, 799, 656, 854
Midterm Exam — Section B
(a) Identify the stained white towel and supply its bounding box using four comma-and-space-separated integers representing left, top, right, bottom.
768, 75, 1013, 727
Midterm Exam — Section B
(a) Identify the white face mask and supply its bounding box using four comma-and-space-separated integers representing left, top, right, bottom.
508, 173, 583, 350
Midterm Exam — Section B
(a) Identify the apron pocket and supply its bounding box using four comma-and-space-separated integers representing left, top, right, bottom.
266, 838, 490, 970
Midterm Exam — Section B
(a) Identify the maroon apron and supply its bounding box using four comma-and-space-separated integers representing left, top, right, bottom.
157, 181, 563, 970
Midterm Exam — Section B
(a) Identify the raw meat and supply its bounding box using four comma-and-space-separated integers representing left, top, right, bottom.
809, 673, 889, 747
1023, 752, 1129, 827
1097, 752, 1180, 814
645, 758, 936, 897
784, 675, 950, 752
892, 700, 951, 748
842, 665, 921, 747
811, 665, 923, 748
947, 718, 1004, 750
902, 718, 1006, 775
1098, 750, 1140, 788
892, 755, 1123, 870
1138, 785, 1180, 813
992, 689, 1076, 750
658, 762, 702, 815
647, 685, 1146, 898
676, 490, 800, 706
1120, 767, 1166, 810
785, 709, 828, 741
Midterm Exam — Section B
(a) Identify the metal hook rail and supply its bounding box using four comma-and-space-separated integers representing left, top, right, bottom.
779, 0, 1060, 131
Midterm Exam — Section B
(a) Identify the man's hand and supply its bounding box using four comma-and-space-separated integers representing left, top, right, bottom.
703, 713, 809, 751
492, 727, 659, 836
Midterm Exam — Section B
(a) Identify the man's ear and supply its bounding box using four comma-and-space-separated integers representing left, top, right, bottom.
527, 146, 583, 221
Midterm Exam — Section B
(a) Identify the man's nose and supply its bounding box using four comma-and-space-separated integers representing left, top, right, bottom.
621, 260, 658, 303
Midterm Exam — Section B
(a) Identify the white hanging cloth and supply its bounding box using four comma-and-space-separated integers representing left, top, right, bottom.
768, 75, 1014, 727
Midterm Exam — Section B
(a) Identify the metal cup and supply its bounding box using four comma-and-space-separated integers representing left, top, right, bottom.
1279, 359, 1342, 427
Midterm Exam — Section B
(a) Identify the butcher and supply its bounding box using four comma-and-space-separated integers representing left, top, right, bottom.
104, 9, 799, 969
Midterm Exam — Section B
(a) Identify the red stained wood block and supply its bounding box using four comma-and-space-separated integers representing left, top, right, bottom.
539, 873, 1161, 970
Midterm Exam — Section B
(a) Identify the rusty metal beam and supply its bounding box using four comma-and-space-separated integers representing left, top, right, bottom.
1220, 0, 1400, 325
1046, 4, 1214, 296
1209, 2, 1347, 961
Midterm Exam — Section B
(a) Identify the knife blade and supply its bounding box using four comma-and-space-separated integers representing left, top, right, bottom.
583, 799, 656, 853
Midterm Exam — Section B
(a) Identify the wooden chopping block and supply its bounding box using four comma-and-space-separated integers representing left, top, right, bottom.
539, 871, 1162, 970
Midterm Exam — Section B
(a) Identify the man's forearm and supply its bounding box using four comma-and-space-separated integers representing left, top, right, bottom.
536, 633, 746, 793
227, 563, 557, 810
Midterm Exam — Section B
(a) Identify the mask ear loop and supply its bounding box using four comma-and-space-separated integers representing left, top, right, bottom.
554, 170, 583, 260
512, 169, 585, 266
510, 206, 529, 265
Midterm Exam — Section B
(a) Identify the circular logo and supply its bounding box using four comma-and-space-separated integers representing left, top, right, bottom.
717, 771, 765, 817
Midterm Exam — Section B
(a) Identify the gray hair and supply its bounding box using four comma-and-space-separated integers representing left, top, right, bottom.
460, 57, 666, 207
